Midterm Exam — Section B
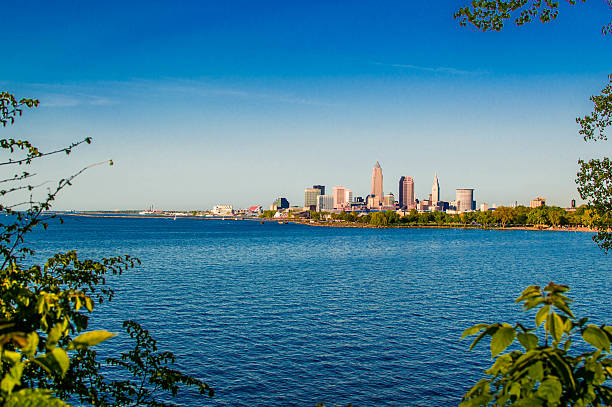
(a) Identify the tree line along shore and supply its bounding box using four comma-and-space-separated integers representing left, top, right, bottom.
260, 205, 603, 231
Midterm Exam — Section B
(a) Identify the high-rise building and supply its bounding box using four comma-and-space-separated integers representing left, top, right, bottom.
432, 172, 440, 203
383, 193, 395, 207
305, 188, 322, 208
313, 185, 325, 196
332, 186, 352, 208
456, 189, 475, 212
316, 195, 334, 212
399, 176, 415, 209
370, 161, 383, 208
272, 197, 290, 209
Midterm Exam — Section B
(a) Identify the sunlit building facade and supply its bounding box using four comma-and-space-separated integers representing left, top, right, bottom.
370, 161, 383, 209
432, 172, 440, 203
399, 176, 415, 209
455, 189, 475, 212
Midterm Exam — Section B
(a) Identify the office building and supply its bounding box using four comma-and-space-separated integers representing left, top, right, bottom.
370, 161, 383, 208
272, 197, 290, 209
305, 188, 322, 209
313, 185, 325, 196
530, 197, 546, 208
456, 189, 475, 212
383, 193, 395, 207
333, 186, 353, 208
399, 176, 415, 209
432, 172, 440, 203
317, 195, 334, 212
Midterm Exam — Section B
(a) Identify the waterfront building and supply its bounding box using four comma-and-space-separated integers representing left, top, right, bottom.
432, 172, 440, 203
333, 186, 351, 208
370, 161, 383, 209
212, 204, 234, 215
305, 187, 322, 209
399, 176, 415, 209
366, 194, 380, 209
383, 193, 395, 207
456, 189, 475, 212
317, 195, 334, 212
272, 197, 290, 209
530, 197, 546, 208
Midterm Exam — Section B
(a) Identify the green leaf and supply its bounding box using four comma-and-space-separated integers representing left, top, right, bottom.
68, 330, 116, 350
34, 348, 70, 377
517, 332, 539, 350
535, 304, 550, 327
21, 332, 39, 358
528, 361, 544, 381
583, 325, 611, 352
0, 361, 24, 394
5, 389, 69, 407
549, 312, 564, 343
535, 377, 562, 404
523, 297, 545, 310
491, 325, 515, 358
552, 296, 574, 318
46, 324, 63, 351
461, 323, 489, 339
2, 351, 21, 365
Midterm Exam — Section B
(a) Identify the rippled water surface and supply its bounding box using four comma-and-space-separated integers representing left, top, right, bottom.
29, 217, 610, 406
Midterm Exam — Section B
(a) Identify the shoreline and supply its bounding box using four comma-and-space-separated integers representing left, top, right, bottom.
54, 212, 597, 233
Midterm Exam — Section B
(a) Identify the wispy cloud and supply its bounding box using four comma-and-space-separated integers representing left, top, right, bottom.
41, 93, 114, 107
11, 78, 338, 108
373, 61, 486, 75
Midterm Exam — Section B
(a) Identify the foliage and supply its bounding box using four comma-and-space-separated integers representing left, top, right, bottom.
0, 91, 213, 405
460, 283, 611, 406
260, 210, 276, 218
455, 0, 612, 253
576, 75, 612, 252
453, 0, 612, 34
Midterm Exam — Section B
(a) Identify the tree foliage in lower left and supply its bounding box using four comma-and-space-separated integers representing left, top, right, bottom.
0, 92, 213, 405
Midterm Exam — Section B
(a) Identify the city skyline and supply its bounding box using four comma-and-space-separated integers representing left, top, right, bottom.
2, 1, 610, 210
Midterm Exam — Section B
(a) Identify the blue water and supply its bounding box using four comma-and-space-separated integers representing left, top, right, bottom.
28, 217, 610, 406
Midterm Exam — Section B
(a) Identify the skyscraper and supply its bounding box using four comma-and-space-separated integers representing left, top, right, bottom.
370, 161, 383, 207
304, 188, 322, 208
312, 185, 325, 196
456, 189, 475, 212
316, 195, 334, 212
333, 186, 349, 208
432, 172, 440, 203
399, 176, 415, 209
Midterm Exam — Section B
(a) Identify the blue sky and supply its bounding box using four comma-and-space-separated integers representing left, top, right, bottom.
2, 0, 611, 210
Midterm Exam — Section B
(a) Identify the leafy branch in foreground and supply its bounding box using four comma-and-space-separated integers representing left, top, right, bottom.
460, 282, 611, 406
1, 91, 213, 405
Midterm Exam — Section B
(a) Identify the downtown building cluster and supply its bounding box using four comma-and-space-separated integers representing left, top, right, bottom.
270, 161, 477, 214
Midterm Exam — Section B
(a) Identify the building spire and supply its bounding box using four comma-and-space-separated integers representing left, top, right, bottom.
432, 172, 440, 203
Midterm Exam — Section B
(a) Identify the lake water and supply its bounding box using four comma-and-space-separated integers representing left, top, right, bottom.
28, 216, 610, 406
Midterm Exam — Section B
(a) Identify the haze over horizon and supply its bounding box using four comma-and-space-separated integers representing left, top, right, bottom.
2, 1, 611, 210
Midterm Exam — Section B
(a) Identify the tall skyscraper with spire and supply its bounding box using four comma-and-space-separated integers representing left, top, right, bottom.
431, 172, 440, 203
370, 161, 383, 207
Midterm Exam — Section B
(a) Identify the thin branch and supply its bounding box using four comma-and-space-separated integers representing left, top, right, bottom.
0, 138, 92, 167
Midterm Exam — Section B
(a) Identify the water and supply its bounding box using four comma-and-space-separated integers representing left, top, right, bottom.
28, 217, 610, 406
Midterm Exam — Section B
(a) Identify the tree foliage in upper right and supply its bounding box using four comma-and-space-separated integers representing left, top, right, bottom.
455, 0, 612, 252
